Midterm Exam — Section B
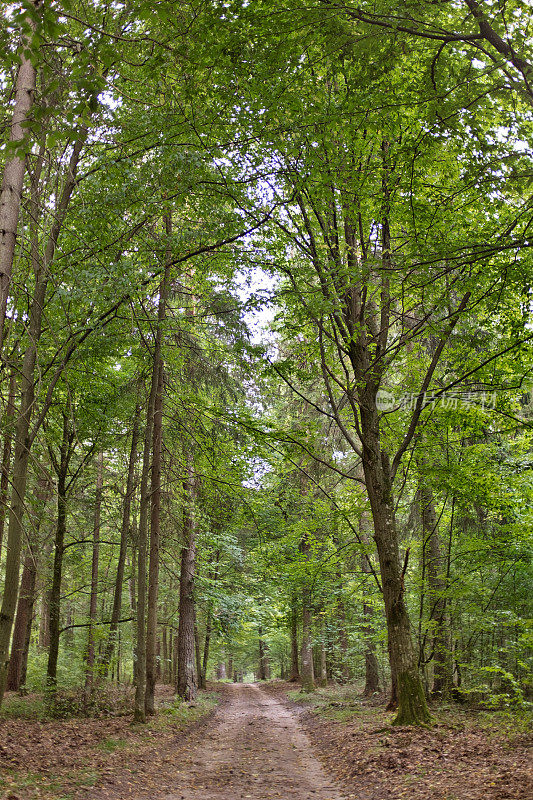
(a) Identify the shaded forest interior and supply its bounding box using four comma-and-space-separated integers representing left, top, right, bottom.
0, 0, 532, 796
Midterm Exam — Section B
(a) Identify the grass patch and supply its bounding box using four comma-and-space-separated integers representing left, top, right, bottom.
477, 707, 533, 739
157, 690, 219, 727
0, 769, 73, 799
0, 692, 48, 720
74, 767, 100, 787
287, 684, 371, 722
96, 736, 128, 753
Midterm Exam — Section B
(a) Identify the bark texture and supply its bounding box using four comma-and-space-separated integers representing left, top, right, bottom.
177, 455, 197, 700
420, 485, 453, 698
101, 407, 140, 673
145, 216, 170, 714
46, 413, 74, 689
6, 547, 36, 691
0, 371, 16, 558
85, 452, 103, 695
0, 1, 41, 350
0, 129, 88, 706
134, 391, 155, 723
360, 514, 381, 696
289, 598, 300, 682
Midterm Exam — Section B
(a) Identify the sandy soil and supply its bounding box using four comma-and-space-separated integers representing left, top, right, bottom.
85, 683, 348, 800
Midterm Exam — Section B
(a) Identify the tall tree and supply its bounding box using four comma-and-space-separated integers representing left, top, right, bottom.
0, 0, 41, 350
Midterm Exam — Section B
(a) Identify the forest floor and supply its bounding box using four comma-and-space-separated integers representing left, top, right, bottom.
0, 681, 531, 800
268, 681, 533, 800
0, 682, 348, 800
0, 685, 219, 800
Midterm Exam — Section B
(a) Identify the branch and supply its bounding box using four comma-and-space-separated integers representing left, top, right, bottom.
59, 617, 133, 635
391, 291, 471, 479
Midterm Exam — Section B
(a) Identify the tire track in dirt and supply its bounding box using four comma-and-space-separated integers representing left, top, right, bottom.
85, 683, 348, 800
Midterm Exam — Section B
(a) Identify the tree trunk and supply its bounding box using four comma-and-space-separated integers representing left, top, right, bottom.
359, 513, 381, 696
194, 613, 203, 689
318, 617, 328, 687
167, 627, 173, 684
362, 595, 381, 696
0, 1, 41, 351
289, 597, 300, 682
134, 391, 156, 723
0, 370, 16, 559
101, 406, 140, 673
85, 452, 103, 696
172, 635, 178, 686
6, 547, 36, 691
6, 475, 50, 691
258, 626, 267, 680
145, 215, 170, 715
301, 599, 315, 692
162, 625, 168, 684
46, 414, 73, 690
335, 570, 351, 682
200, 610, 212, 690
361, 435, 430, 724
227, 651, 234, 681
39, 590, 50, 650
420, 485, 453, 698
300, 530, 315, 692
145, 359, 163, 715
0, 273, 47, 701
200, 550, 219, 690
177, 455, 198, 701
0, 128, 89, 707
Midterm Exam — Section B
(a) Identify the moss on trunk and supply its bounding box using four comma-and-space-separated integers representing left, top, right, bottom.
393, 670, 432, 726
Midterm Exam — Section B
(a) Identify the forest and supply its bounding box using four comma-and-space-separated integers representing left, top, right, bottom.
0, 1, 531, 799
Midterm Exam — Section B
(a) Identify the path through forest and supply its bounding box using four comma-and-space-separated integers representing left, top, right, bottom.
88, 683, 348, 800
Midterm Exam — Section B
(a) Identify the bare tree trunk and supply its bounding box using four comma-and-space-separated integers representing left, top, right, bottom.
361, 438, 429, 724
318, 617, 327, 687
36, 536, 53, 654
201, 550, 219, 690
7, 478, 52, 692
0, 129, 89, 707
300, 528, 315, 692
101, 406, 140, 672
334, 560, 351, 682
145, 215, 170, 715
85, 452, 103, 696
200, 611, 212, 690
145, 358, 163, 715
359, 513, 381, 696
227, 650, 234, 681
162, 624, 168, 684
6, 547, 36, 691
420, 485, 453, 698
0, 275, 46, 700
258, 626, 268, 680
194, 615, 203, 688
172, 634, 178, 686
7, 476, 50, 690
301, 599, 314, 692
289, 596, 300, 682
0, 370, 16, 559
177, 454, 197, 701
134, 391, 155, 723
0, 1, 41, 351
167, 627, 173, 684
347, 146, 429, 724
46, 413, 74, 690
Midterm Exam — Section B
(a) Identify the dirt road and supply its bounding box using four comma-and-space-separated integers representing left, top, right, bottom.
88, 683, 348, 800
